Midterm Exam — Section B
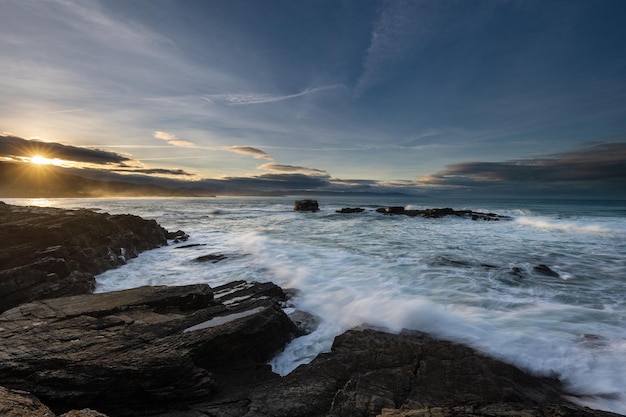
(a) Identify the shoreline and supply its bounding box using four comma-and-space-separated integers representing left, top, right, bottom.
0, 201, 623, 417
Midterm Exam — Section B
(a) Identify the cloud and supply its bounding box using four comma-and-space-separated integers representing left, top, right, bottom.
258, 162, 330, 176
228, 146, 273, 160
112, 168, 196, 177
0, 134, 130, 165
153, 131, 196, 147
417, 142, 626, 195
201, 84, 346, 106
355, 0, 432, 95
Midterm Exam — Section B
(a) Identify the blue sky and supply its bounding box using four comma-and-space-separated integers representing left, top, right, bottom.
1, 0, 625, 197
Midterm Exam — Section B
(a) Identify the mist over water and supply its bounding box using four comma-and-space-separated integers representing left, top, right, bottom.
6, 196, 626, 414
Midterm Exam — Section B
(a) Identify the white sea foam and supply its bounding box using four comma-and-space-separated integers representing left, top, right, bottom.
6, 197, 625, 414
515, 216, 613, 234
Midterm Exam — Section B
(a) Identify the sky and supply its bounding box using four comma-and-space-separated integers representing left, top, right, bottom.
1, 0, 626, 198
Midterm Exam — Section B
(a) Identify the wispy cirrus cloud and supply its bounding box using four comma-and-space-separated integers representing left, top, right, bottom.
201, 84, 346, 106
228, 146, 273, 160
258, 162, 329, 177
153, 131, 196, 147
355, 0, 431, 96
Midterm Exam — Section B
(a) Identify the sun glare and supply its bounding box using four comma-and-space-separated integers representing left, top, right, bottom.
30, 155, 58, 165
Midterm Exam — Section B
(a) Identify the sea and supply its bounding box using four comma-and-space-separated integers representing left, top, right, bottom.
5, 196, 626, 414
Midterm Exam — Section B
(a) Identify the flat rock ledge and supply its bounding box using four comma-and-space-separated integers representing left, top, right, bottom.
0, 281, 297, 416
0, 282, 622, 417
0, 201, 181, 313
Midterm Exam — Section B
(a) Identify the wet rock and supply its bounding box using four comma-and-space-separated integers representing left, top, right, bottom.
0, 203, 179, 313
175, 243, 207, 249
288, 310, 321, 335
294, 199, 320, 212
336, 207, 365, 214
533, 264, 560, 277
240, 327, 620, 417
375, 206, 509, 220
195, 253, 228, 263
509, 266, 526, 279
377, 206, 406, 214
0, 385, 56, 416
0, 282, 297, 416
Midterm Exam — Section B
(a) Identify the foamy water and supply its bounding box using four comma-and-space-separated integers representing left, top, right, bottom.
6, 196, 626, 414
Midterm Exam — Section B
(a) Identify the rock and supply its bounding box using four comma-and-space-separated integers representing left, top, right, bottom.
175, 243, 207, 249
195, 253, 228, 263
0, 282, 298, 416
0, 203, 179, 313
509, 266, 526, 279
374, 206, 509, 221
239, 327, 620, 417
166, 229, 189, 241
294, 200, 319, 212
0, 385, 56, 417
59, 409, 109, 417
533, 264, 560, 277
336, 207, 365, 214
376, 206, 406, 214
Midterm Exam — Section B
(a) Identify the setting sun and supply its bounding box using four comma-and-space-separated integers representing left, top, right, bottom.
29, 155, 60, 166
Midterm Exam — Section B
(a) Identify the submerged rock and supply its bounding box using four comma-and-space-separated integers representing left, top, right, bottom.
533, 264, 560, 277
0, 203, 179, 313
195, 253, 228, 263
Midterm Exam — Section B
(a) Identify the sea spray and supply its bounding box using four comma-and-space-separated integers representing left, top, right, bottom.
7, 196, 625, 414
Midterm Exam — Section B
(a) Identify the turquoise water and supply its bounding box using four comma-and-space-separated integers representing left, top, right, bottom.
6, 196, 626, 413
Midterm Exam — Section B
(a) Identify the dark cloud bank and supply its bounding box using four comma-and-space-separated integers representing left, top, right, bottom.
421, 142, 626, 198
1, 135, 625, 199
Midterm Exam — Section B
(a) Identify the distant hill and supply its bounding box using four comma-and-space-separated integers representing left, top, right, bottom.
0, 161, 211, 198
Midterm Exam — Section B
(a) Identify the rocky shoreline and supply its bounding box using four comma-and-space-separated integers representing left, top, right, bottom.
0, 201, 622, 417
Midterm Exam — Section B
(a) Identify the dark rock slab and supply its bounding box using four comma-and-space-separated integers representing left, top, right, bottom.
0, 281, 297, 416
533, 264, 560, 277
231, 327, 618, 417
0, 202, 178, 313
294, 199, 319, 212
336, 207, 365, 214
375, 206, 509, 221
195, 253, 228, 263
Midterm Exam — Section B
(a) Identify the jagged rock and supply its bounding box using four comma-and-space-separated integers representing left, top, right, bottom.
59, 409, 109, 417
376, 206, 406, 214
375, 206, 509, 221
239, 327, 620, 417
0, 203, 179, 313
0, 385, 56, 417
0, 282, 297, 416
294, 200, 319, 212
533, 264, 560, 277
195, 253, 228, 263
336, 207, 365, 213
175, 243, 207, 249
0, 385, 110, 417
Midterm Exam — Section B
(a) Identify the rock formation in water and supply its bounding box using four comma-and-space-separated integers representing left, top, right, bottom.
375, 206, 509, 220
0, 201, 175, 313
294, 199, 320, 212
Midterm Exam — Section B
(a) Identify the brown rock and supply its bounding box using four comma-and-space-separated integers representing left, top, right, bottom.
294, 199, 320, 212
0, 203, 177, 312
0, 386, 55, 417
0, 282, 297, 416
